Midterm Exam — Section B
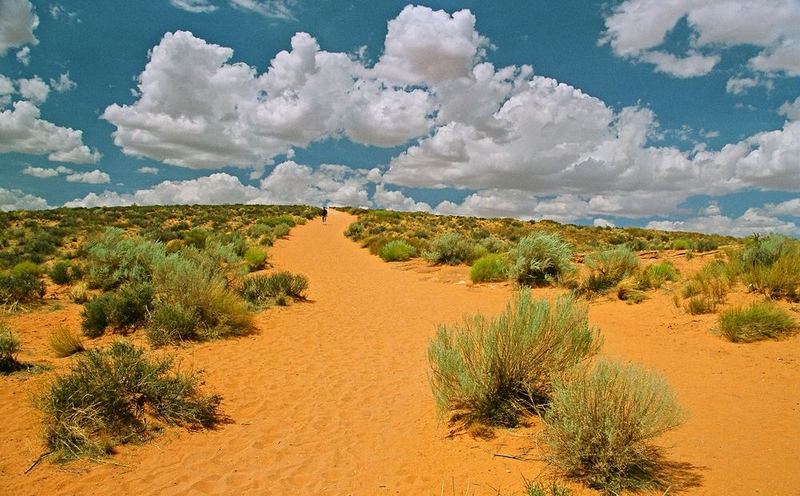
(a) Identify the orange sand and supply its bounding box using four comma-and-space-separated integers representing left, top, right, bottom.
1, 209, 799, 495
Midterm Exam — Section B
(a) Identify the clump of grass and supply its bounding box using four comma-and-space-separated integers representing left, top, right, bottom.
81, 294, 113, 338
582, 247, 639, 293
728, 234, 800, 300
49, 327, 85, 358
684, 296, 716, 315
469, 254, 509, 283
508, 233, 575, 286
0, 325, 23, 373
423, 233, 486, 265
526, 481, 572, 496
68, 281, 89, 304
36, 340, 221, 462
244, 246, 267, 271
145, 303, 199, 347
379, 240, 416, 262
0, 270, 45, 306
240, 272, 309, 306
679, 260, 730, 314
428, 291, 600, 427
636, 262, 678, 290
542, 360, 684, 493
718, 301, 798, 342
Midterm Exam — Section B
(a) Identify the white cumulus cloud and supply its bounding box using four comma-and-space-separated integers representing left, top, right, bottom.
0, 0, 38, 56
601, 0, 800, 77
170, 0, 218, 13
0, 100, 101, 163
17, 76, 49, 103
0, 186, 49, 211
65, 169, 111, 184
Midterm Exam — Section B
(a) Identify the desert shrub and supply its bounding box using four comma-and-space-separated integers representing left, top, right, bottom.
469, 254, 509, 283
244, 247, 267, 271
694, 238, 718, 252
479, 236, 509, 254
183, 228, 208, 249
735, 233, 793, 268
684, 296, 716, 315
423, 233, 486, 265
542, 361, 683, 492
49, 327, 85, 358
105, 282, 154, 330
81, 294, 113, 338
240, 272, 308, 305
48, 261, 73, 285
527, 481, 572, 496
36, 341, 221, 461
508, 233, 575, 286
345, 222, 364, 239
151, 254, 253, 338
583, 247, 639, 293
272, 223, 291, 239
379, 240, 416, 262
0, 271, 45, 305
636, 262, 678, 290
0, 325, 23, 373
12, 261, 43, 276
261, 215, 296, 228
428, 291, 600, 427
670, 239, 691, 250
145, 303, 199, 347
739, 248, 800, 300
68, 282, 89, 304
719, 302, 798, 342
83, 229, 165, 290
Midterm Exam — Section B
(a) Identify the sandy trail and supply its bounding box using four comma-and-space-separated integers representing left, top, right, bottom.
2, 209, 799, 495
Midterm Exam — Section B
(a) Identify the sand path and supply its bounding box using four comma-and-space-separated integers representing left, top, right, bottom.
2, 209, 799, 495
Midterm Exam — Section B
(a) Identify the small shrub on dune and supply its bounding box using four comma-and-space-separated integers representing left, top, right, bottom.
469, 254, 509, 283
271, 223, 292, 239
428, 291, 600, 427
244, 246, 267, 272
49, 327, 85, 358
11, 261, 43, 277
241, 272, 309, 305
145, 303, 198, 347
582, 247, 639, 293
684, 295, 716, 315
379, 240, 416, 262
637, 262, 678, 290
48, 261, 73, 285
423, 233, 486, 265
68, 281, 89, 304
0, 270, 46, 305
36, 340, 221, 461
718, 302, 798, 342
740, 249, 800, 301
81, 294, 113, 338
105, 282, 154, 330
0, 325, 23, 373
542, 360, 684, 493
508, 233, 575, 286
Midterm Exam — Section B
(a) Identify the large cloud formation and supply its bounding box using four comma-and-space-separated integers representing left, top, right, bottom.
79, 5, 800, 235
0, 0, 38, 56
601, 0, 800, 77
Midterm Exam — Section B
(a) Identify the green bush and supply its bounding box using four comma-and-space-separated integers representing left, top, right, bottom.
740, 248, 800, 300
68, 282, 89, 304
428, 291, 600, 427
105, 282, 154, 330
637, 262, 678, 290
49, 327, 85, 358
423, 233, 486, 265
36, 341, 221, 461
684, 295, 716, 315
240, 272, 309, 305
670, 239, 691, 250
48, 261, 73, 285
83, 229, 165, 290
379, 240, 416, 262
244, 247, 267, 271
469, 254, 509, 283
0, 271, 45, 305
81, 294, 113, 338
272, 223, 291, 239
583, 247, 639, 293
0, 325, 23, 373
719, 301, 798, 342
508, 233, 575, 286
12, 261, 43, 276
542, 361, 684, 492
145, 303, 199, 347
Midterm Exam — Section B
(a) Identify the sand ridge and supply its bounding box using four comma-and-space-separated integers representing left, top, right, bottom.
1, 209, 799, 495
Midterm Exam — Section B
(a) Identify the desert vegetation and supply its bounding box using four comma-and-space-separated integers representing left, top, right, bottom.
37, 341, 221, 461
718, 301, 798, 342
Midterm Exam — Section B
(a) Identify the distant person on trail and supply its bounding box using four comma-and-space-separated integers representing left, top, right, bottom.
322, 206, 328, 224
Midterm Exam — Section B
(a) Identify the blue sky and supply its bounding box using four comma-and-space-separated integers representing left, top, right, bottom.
1, 0, 799, 236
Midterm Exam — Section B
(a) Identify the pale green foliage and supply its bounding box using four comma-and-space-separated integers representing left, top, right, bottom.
429, 291, 600, 427
379, 240, 416, 261
423, 233, 486, 265
583, 247, 639, 293
508, 233, 575, 286
542, 361, 684, 492
719, 301, 797, 342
